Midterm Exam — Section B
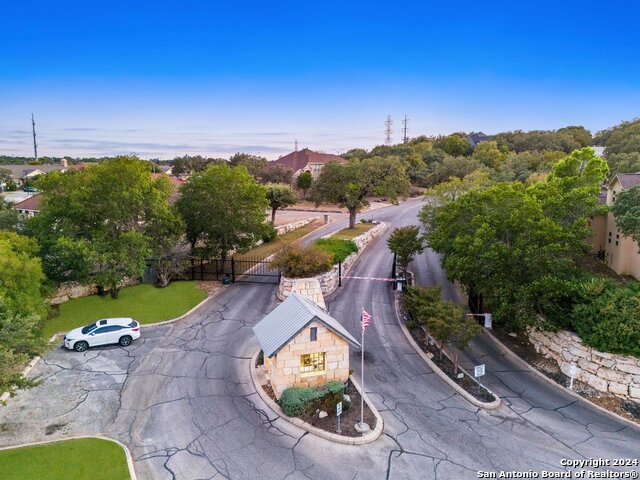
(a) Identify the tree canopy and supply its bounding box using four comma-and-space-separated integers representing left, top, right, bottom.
30, 156, 174, 296
265, 183, 297, 224
611, 185, 640, 251
311, 157, 410, 228
176, 163, 268, 259
387, 225, 425, 273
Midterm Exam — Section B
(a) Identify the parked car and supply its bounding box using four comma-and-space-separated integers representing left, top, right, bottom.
64, 318, 140, 352
22, 186, 37, 193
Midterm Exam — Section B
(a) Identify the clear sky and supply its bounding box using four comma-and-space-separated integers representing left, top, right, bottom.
1, 0, 639, 160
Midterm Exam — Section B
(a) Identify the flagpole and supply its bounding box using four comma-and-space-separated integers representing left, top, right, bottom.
360, 318, 365, 427
355, 308, 370, 433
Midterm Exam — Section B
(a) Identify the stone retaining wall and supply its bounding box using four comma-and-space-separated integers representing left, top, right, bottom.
49, 278, 141, 305
275, 217, 318, 235
278, 222, 387, 300
529, 329, 640, 400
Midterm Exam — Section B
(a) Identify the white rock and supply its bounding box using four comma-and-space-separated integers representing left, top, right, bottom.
343, 394, 351, 403
318, 411, 328, 419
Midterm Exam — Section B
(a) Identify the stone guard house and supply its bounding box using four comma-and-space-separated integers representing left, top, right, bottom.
252, 292, 360, 399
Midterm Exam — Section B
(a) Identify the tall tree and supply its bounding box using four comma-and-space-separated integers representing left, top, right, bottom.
311, 157, 410, 228
176, 163, 268, 259
296, 171, 313, 200
387, 225, 425, 274
611, 185, 640, 251
31, 156, 174, 297
0, 198, 19, 232
229, 153, 268, 180
265, 183, 297, 225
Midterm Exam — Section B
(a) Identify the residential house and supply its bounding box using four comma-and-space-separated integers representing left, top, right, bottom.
13, 194, 42, 217
0, 159, 68, 189
590, 172, 640, 279
252, 292, 360, 399
269, 148, 346, 180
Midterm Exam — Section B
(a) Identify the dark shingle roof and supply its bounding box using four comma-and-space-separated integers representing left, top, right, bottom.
252, 292, 360, 358
616, 173, 640, 190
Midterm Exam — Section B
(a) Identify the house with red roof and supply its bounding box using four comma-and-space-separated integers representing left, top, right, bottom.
269, 148, 346, 180
12, 194, 42, 217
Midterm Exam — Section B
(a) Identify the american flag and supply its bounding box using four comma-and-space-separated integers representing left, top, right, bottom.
361, 307, 371, 334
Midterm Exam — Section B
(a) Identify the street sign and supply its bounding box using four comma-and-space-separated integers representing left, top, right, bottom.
336, 401, 343, 416
484, 313, 492, 329
474, 364, 485, 378
568, 365, 576, 390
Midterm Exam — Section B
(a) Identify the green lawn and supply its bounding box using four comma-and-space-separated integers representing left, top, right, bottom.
44, 281, 207, 338
0, 438, 130, 480
332, 223, 375, 240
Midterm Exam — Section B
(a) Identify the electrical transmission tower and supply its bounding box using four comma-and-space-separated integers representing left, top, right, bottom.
402, 114, 409, 143
31, 113, 38, 162
385, 115, 393, 145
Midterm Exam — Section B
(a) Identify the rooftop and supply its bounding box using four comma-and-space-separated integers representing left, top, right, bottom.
13, 194, 42, 211
615, 172, 640, 190
252, 292, 360, 358
270, 148, 345, 172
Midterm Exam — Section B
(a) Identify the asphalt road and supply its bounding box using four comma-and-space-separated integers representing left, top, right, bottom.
0, 197, 638, 480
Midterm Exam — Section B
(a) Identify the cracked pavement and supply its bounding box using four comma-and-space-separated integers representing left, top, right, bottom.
1, 198, 638, 479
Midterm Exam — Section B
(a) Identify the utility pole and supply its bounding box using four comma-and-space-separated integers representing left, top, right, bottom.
31, 113, 38, 162
385, 115, 393, 145
402, 114, 409, 143
294, 139, 298, 151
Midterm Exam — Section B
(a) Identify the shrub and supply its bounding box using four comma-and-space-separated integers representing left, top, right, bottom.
279, 386, 325, 417
279, 380, 345, 417
270, 242, 333, 277
261, 223, 278, 243
571, 282, 640, 357
314, 238, 358, 263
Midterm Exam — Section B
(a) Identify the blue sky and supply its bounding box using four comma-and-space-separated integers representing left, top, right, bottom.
1, 0, 639, 159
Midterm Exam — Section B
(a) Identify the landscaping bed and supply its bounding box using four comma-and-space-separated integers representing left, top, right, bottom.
410, 325, 495, 402
44, 281, 208, 338
492, 327, 640, 424
298, 380, 377, 437
0, 438, 130, 480
331, 222, 376, 240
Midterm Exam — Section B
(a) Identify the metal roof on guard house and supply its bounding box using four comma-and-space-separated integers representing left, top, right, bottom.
252, 292, 360, 358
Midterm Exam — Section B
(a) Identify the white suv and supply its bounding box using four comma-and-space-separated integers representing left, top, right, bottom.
64, 318, 141, 352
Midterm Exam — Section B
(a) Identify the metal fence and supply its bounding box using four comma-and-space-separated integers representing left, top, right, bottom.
188, 256, 281, 284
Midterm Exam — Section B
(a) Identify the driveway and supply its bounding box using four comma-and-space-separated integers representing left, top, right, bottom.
0, 198, 638, 479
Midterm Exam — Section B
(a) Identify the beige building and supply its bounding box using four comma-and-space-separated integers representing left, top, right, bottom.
252, 292, 360, 399
269, 148, 346, 180
590, 173, 640, 279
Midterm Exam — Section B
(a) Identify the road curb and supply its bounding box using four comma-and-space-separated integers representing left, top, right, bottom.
0, 435, 138, 480
481, 329, 640, 430
249, 350, 384, 445
393, 293, 502, 410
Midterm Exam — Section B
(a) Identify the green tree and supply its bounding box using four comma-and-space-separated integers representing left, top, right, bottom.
0, 232, 46, 318
606, 152, 640, 177
31, 156, 174, 297
265, 183, 297, 225
176, 163, 268, 259
311, 157, 410, 228
597, 119, 640, 156
611, 185, 640, 251
296, 171, 313, 200
438, 134, 472, 156
387, 225, 425, 273
472, 141, 507, 169
0, 198, 19, 232
262, 164, 294, 184
425, 182, 581, 329
229, 153, 268, 180
145, 207, 187, 287
4, 178, 17, 191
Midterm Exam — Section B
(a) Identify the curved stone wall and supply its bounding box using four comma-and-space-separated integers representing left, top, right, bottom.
529, 329, 640, 400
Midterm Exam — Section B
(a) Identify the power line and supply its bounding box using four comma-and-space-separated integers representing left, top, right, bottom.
385, 115, 393, 145
31, 113, 38, 161
402, 114, 409, 143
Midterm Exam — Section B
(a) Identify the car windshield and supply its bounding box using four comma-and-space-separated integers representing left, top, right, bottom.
127, 320, 138, 328
81, 323, 97, 334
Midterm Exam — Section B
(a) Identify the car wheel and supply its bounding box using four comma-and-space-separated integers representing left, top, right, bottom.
119, 335, 133, 347
74, 341, 89, 352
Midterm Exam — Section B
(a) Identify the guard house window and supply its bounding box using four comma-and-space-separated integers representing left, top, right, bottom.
310, 327, 317, 342
300, 352, 326, 374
